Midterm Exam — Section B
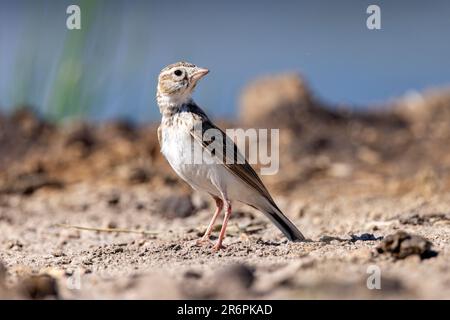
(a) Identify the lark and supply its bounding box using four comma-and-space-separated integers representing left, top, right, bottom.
156, 62, 305, 251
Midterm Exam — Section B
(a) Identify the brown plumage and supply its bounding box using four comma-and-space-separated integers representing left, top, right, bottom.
156, 61, 305, 250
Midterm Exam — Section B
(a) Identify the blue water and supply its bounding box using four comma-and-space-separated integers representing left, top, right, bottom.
0, 0, 449, 122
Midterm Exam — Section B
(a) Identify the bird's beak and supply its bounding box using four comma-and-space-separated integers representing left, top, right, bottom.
191, 68, 209, 82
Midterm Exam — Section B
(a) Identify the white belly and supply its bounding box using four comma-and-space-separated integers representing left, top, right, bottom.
161, 126, 219, 195
160, 126, 259, 203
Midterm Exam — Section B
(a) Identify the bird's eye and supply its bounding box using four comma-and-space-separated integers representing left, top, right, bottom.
174, 69, 183, 77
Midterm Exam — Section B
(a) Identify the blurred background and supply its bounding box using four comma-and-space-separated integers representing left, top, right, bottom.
0, 0, 449, 122
2, 0, 450, 300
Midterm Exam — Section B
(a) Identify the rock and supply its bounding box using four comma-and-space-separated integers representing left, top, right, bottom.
319, 235, 346, 243
184, 270, 202, 279
107, 220, 118, 229
6, 239, 24, 250
376, 231, 437, 260
350, 233, 382, 242
51, 250, 65, 257
106, 193, 120, 206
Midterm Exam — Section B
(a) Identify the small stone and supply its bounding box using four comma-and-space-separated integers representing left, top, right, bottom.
113, 247, 124, 253
184, 270, 202, 279
107, 194, 120, 206
7, 240, 23, 250
107, 221, 118, 229
350, 233, 381, 242
51, 250, 65, 257
136, 203, 145, 210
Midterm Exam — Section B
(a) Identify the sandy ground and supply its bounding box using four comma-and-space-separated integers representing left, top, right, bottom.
1, 75, 450, 299
1, 178, 449, 299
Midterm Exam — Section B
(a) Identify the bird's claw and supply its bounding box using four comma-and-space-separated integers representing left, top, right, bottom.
195, 237, 213, 247
212, 242, 226, 251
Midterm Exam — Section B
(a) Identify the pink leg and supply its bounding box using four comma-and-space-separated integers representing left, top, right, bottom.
196, 196, 223, 245
212, 199, 231, 251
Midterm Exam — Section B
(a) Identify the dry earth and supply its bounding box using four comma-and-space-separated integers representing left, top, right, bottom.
1, 74, 450, 299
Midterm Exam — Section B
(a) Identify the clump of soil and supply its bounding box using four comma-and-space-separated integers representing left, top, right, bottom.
376, 231, 437, 260
238, 74, 450, 194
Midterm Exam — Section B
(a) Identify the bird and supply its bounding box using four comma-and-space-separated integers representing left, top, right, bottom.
156, 61, 305, 251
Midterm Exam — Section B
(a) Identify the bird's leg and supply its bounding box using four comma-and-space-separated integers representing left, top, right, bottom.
212, 199, 232, 251
196, 196, 223, 246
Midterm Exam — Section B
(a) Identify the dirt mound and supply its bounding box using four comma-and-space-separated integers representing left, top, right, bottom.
238, 74, 450, 192
0, 110, 187, 197
239, 73, 315, 126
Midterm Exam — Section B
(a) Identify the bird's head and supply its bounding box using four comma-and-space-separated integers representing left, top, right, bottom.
157, 61, 209, 107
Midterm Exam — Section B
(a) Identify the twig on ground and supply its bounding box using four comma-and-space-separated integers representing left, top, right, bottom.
54, 223, 159, 236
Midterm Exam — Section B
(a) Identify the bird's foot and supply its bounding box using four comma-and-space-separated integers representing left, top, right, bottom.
195, 236, 213, 247
212, 241, 226, 251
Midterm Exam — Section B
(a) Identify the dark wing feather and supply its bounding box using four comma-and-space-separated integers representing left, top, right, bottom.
184, 102, 305, 241
189, 117, 277, 208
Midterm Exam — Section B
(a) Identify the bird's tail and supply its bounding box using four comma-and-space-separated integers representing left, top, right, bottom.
256, 202, 305, 241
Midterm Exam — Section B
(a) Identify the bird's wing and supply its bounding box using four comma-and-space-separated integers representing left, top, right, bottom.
189, 116, 276, 206
187, 107, 305, 242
